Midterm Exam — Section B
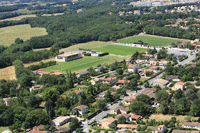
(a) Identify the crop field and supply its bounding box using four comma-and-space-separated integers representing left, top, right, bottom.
0, 66, 16, 80
118, 35, 187, 47
41, 56, 124, 73
0, 24, 47, 46
93, 45, 146, 55
0, 14, 36, 21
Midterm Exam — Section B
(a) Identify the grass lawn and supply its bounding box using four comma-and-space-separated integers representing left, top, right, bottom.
0, 24, 47, 46
41, 56, 124, 73
0, 126, 9, 133
93, 45, 146, 55
118, 35, 185, 47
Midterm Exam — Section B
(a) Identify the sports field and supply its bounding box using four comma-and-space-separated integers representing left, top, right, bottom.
93, 45, 146, 55
41, 56, 124, 73
118, 35, 184, 47
0, 24, 47, 46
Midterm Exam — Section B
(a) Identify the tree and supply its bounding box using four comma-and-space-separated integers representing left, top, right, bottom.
105, 90, 114, 102
174, 98, 191, 115
118, 115, 126, 124
144, 82, 149, 88
173, 89, 184, 100
96, 99, 106, 110
43, 89, 59, 103
126, 78, 137, 91
130, 100, 151, 116
160, 101, 169, 114
15, 38, 23, 44
108, 123, 117, 129
25, 109, 49, 128
116, 68, 123, 75
156, 90, 169, 103
190, 99, 200, 116
136, 94, 151, 104
69, 117, 80, 130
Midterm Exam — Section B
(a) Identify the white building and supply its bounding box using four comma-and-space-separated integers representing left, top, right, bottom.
127, 64, 141, 72
50, 116, 71, 127
55, 51, 82, 62
72, 105, 88, 115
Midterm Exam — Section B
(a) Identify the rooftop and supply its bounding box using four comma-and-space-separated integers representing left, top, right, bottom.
115, 114, 131, 119
113, 106, 129, 112
117, 124, 139, 129
154, 78, 169, 85
132, 115, 141, 120
102, 117, 116, 124
175, 82, 186, 86
73, 105, 88, 111
128, 64, 137, 68
74, 89, 84, 95
56, 51, 82, 57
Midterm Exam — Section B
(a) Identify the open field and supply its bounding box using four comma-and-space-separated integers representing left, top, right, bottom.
0, 24, 47, 46
0, 126, 9, 133
0, 66, 16, 80
118, 34, 189, 47
149, 114, 198, 123
60, 41, 112, 53
0, 14, 36, 21
41, 55, 124, 73
93, 45, 146, 55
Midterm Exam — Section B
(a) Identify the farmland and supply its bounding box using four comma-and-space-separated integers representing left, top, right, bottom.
93, 45, 146, 55
0, 24, 47, 46
0, 66, 16, 80
0, 14, 36, 21
41, 56, 124, 73
118, 34, 188, 47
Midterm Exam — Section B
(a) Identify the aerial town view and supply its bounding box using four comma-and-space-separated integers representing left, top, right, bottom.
2, 0, 200, 133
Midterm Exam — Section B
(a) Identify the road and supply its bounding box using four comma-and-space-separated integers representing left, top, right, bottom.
82, 47, 197, 132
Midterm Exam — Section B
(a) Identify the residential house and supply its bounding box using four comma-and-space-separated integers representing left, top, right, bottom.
117, 124, 140, 132
144, 69, 154, 76
33, 70, 64, 77
74, 89, 84, 97
110, 106, 130, 114
98, 90, 116, 98
116, 80, 130, 86
3, 97, 16, 106
128, 64, 141, 72
172, 130, 200, 133
166, 75, 180, 81
50, 116, 71, 127
29, 85, 44, 92
90, 77, 104, 85
140, 88, 156, 100
159, 61, 169, 66
94, 66, 107, 72
179, 42, 187, 47
149, 59, 158, 65
125, 59, 132, 64
152, 78, 169, 88
172, 82, 186, 91
182, 122, 200, 130
149, 66, 159, 72
147, 125, 168, 133
125, 97, 135, 105
110, 74, 117, 78
101, 117, 117, 129
132, 115, 141, 121
72, 105, 88, 115
102, 77, 118, 84
143, 54, 153, 58
33, 125, 44, 131
76, 71, 89, 78
134, 10, 140, 15
115, 114, 131, 122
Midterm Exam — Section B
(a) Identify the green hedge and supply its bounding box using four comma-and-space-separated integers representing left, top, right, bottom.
98, 52, 109, 57
87, 109, 101, 120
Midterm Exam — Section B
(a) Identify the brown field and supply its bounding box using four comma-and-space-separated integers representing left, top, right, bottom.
0, 14, 36, 21
0, 66, 16, 80
149, 114, 198, 123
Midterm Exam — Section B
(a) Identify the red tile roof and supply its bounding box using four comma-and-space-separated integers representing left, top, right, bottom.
132, 115, 141, 120
33, 70, 53, 74
176, 82, 186, 86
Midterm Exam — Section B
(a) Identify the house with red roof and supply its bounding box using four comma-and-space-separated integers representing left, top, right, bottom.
172, 82, 186, 91
131, 115, 141, 121
128, 64, 141, 72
